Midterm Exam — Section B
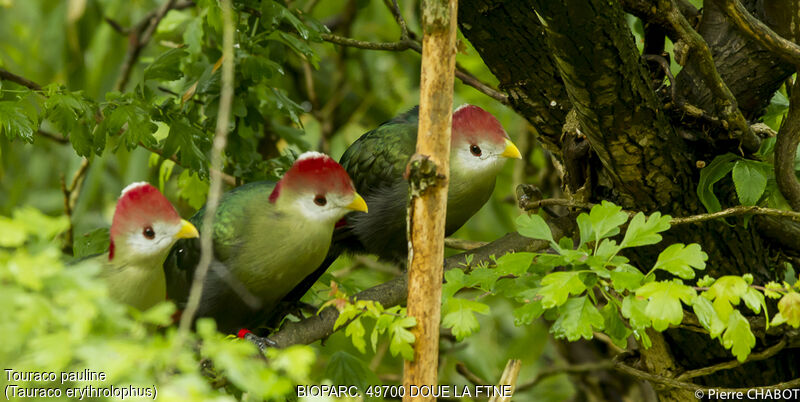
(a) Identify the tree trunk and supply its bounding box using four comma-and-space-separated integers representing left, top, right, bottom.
459, 0, 800, 397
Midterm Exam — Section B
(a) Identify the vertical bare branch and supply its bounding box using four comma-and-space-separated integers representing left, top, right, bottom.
402, 0, 458, 396
775, 78, 800, 210
178, 0, 235, 334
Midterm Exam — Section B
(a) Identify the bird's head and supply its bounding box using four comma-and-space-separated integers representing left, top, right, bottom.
109, 182, 199, 264
451, 104, 522, 176
269, 152, 367, 224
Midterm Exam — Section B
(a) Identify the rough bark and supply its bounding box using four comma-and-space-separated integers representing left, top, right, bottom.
458, 0, 570, 156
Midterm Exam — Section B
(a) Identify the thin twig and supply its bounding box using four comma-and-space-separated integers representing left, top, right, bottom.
319, 33, 508, 103
178, 0, 235, 333
519, 198, 800, 225
456, 362, 487, 385
382, 0, 410, 40
444, 237, 488, 250
675, 338, 787, 381
114, 0, 178, 91
516, 360, 615, 392
60, 159, 92, 255
0, 68, 43, 91
37, 129, 68, 144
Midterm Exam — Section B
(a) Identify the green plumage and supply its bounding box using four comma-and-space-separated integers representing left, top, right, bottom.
164, 181, 336, 333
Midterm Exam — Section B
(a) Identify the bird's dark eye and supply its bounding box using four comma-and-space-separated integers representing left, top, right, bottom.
143, 226, 155, 239
314, 195, 327, 206
470, 144, 482, 156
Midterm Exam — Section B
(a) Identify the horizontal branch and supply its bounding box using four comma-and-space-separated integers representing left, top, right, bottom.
520, 198, 800, 225
319, 33, 508, 104
675, 338, 787, 381
0, 68, 43, 91
268, 224, 569, 347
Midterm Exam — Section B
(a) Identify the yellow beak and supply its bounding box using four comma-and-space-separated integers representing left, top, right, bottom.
346, 193, 369, 213
175, 219, 200, 239
500, 138, 522, 159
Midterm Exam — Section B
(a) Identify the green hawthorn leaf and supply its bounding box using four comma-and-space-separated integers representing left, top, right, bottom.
601, 303, 630, 349
610, 264, 645, 292
178, 170, 209, 210
551, 296, 604, 341
621, 212, 671, 248
589, 201, 629, 242
732, 160, 768, 206
513, 301, 545, 326
442, 298, 489, 341
464, 267, 499, 291
0, 101, 36, 142
741, 287, 766, 315
652, 243, 707, 279
636, 280, 696, 331
495, 252, 535, 277
144, 48, 188, 82
104, 102, 157, 150
594, 238, 620, 261
721, 310, 755, 362
389, 316, 416, 361
325, 351, 380, 395
516, 213, 555, 245
576, 212, 593, 248
538, 271, 586, 308
704, 276, 749, 322
697, 153, 738, 213
697, 275, 716, 287
777, 292, 800, 328
763, 281, 784, 299
442, 269, 468, 299
162, 119, 210, 173
73, 228, 110, 258
345, 318, 366, 353
692, 295, 725, 338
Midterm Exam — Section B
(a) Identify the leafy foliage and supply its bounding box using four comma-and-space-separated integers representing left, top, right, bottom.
441, 202, 800, 362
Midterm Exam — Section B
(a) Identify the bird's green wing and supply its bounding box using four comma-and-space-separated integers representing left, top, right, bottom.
340, 107, 419, 194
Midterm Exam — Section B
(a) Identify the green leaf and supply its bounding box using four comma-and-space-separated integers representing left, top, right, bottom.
588, 201, 629, 243
601, 303, 631, 349
610, 264, 645, 292
620, 212, 671, 248
325, 351, 381, 394
345, 318, 367, 353
777, 292, 800, 328
0, 216, 28, 247
162, 120, 210, 174
389, 316, 416, 361
495, 252, 535, 277
144, 48, 188, 82
576, 213, 593, 248
538, 271, 586, 308
652, 243, 707, 279
622, 295, 651, 329
551, 296, 605, 341
178, 170, 209, 210
732, 160, 768, 206
513, 301, 544, 326
636, 280, 696, 331
0, 101, 36, 142
741, 287, 766, 315
692, 296, 725, 338
697, 153, 738, 213
516, 213, 555, 245
74, 228, 110, 258
442, 298, 490, 341
442, 269, 468, 299
703, 275, 749, 322
721, 310, 755, 362
104, 102, 158, 150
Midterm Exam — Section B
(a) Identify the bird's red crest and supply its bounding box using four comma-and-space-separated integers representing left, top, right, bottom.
452, 104, 508, 145
109, 182, 180, 253
269, 152, 354, 203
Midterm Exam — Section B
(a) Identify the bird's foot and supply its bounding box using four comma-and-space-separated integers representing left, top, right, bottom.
237, 328, 277, 352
